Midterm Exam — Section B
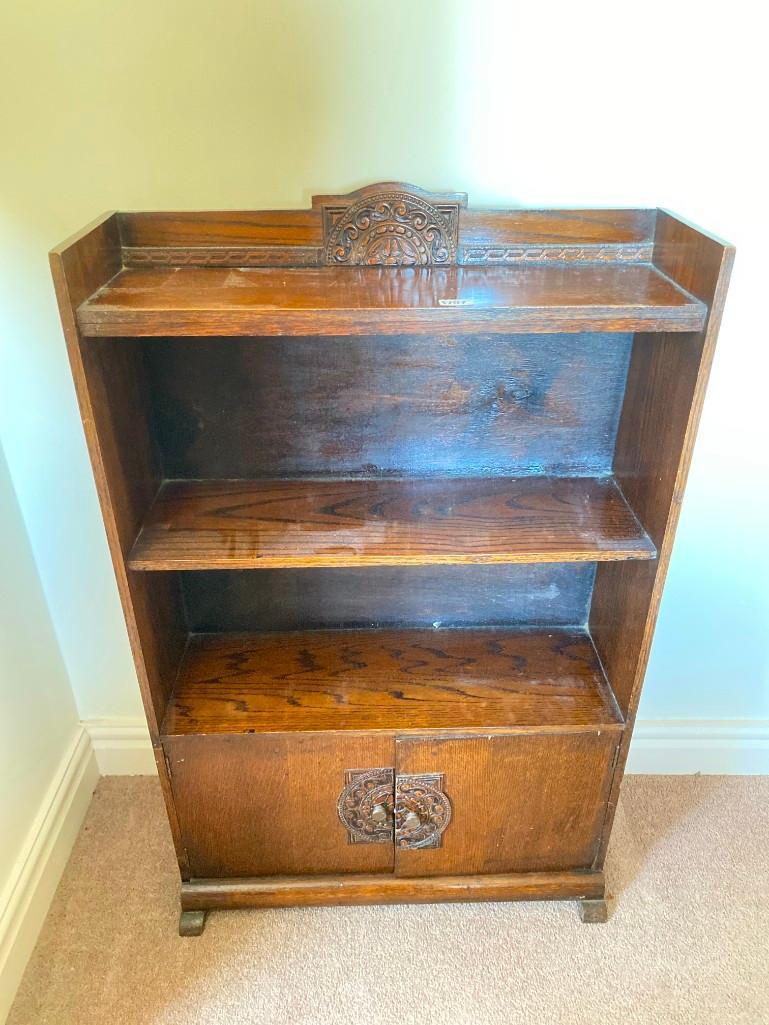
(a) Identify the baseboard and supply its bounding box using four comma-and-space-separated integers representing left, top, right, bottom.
83, 717, 769, 776
625, 720, 769, 774
83, 718, 156, 775
0, 726, 99, 1023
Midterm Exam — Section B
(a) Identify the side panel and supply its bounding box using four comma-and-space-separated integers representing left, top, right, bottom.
165, 733, 396, 878
394, 731, 618, 877
589, 212, 734, 862
50, 218, 189, 874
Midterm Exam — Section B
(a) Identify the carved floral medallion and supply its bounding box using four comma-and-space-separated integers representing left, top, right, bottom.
337, 767, 395, 844
322, 189, 461, 267
395, 773, 452, 850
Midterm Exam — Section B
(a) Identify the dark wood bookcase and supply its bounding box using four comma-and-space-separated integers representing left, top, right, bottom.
51, 184, 733, 934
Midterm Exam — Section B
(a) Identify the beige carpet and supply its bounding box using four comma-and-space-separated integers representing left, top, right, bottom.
7, 776, 769, 1025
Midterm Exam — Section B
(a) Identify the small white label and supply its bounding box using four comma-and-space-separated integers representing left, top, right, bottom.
438, 298, 475, 307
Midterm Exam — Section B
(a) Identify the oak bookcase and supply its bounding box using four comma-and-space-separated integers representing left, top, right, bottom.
51, 184, 733, 934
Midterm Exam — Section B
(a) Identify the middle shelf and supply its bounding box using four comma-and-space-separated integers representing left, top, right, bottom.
128, 475, 655, 571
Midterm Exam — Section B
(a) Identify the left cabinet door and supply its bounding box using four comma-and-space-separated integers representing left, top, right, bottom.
164, 734, 396, 877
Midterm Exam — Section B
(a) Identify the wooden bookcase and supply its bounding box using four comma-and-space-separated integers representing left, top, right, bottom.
51, 184, 733, 934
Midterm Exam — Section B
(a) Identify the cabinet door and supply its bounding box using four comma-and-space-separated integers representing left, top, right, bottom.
394, 732, 618, 877
165, 733, 395, 878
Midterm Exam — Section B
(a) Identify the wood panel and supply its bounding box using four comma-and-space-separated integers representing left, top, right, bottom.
119, 206, 653, 251
50, 219, 187, 734
459, 208, 655, 249
164, 733, 395, 878
118, 208, 322, 248
73, 335, 187, 727
78, 338, 161, 551
144, 332, 633, 479
589, 211, 735, 864
394, 732, 618, 876
128, 476, 655, 571
181, 563, 596, 633
76, 263, 706, 337
50, 215, 190, 877
591, 220, 734, 718
163, 628, 621, 735
180, 869, 605, 910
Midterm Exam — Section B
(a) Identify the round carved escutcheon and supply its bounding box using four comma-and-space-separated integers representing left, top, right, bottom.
395, 774, 452, 850
337, 768, 394, 844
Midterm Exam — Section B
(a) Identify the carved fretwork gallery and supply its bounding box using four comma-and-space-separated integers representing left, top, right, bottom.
51, 184, 733, 935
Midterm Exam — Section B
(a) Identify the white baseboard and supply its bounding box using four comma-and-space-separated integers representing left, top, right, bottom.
0, 726, 99, 1023
82, 716, 769, 776
625, 720, 769, 774
83, 718, 156, 775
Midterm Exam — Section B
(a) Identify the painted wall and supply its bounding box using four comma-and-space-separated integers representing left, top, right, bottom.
0, 441, 82, 1009
0, 0, 766, 724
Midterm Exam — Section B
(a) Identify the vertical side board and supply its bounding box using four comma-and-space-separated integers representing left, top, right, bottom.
50, 218, 190, 875
589, 211, 735, 864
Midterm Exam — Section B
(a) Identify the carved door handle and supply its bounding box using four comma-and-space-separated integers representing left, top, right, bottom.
337, 768, 394, 844
395, 774, 452, 850
401, 809, 422, 833
337, 768, 452, 850
370, 803, 390, 827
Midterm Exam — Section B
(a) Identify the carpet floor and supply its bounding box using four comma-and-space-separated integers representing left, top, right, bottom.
7, 775, 769, 1025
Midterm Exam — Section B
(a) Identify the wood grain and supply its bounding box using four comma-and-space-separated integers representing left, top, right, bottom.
49, 216, 190, 877
144, 332, 633, 479
74, 338, 188, 728
163, 627, 622, 735
589, 211, 735, 866
165, 733, 396, 877
118, 208, 322, 248
51, 193, 733, 922
50, 220, 187, 735
459, 208, 655, 247
180, 869, 605, 909
119, 205, 653, 251
181, 563, 596, 633
76, 263, 706, 337
394, 732, 618, 876
128, 476, 656, 570
120, 205, 655, 268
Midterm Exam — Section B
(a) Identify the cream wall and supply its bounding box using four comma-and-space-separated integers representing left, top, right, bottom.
0, 0, 766, 724
0, 442, 86, 1016
0, 438, 79, 891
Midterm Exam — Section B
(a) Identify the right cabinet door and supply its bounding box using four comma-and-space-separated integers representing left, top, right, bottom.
394, 731, 619, 877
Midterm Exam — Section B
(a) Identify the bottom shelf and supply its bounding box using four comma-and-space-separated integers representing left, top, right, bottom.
162, 626, 622, 735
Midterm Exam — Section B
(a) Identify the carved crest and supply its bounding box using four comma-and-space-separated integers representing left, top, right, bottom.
316, 183, 466, 267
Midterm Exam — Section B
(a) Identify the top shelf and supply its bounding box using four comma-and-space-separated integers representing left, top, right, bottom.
76, 263, 706, 337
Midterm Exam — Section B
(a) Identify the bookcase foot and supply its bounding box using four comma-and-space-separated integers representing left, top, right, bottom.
578, 898, 608, 923
179, 909, 207, 936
